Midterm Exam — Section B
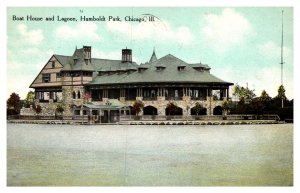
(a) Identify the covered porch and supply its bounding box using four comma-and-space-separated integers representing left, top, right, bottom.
73, 100, 129, 124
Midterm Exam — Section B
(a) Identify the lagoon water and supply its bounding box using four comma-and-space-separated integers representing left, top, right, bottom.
7, 123, 293, 186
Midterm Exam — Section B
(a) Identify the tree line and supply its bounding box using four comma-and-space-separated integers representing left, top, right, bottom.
226, 84, 293, 120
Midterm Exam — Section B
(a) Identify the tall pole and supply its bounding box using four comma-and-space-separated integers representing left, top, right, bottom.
280, 10, 284, 108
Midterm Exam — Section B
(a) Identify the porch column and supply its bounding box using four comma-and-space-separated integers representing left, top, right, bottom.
141, 88, 143, 97
206, 88, 208, 98
99, 108, 102, 124
226, 88, 229, 100
108, 110, 110, 123
89, 109, 92, 124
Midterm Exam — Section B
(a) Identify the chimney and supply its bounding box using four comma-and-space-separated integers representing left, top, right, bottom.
83, 46, 91, 64
122, 48, 132, 63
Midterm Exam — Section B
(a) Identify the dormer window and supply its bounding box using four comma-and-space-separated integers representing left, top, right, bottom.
178, 66, 185, 71
72, 54, 78, 64
108, 71, 115, 75
156, 66, 165, 71
138, 67, 148, 73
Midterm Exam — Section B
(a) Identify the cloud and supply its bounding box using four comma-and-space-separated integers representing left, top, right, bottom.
92, 49, 120, 60
106, 19, 194, 45
17, 24, 44, 45
213, 65, 293, 100
7, 47, 54, 66
7, 61, 42, 99
253, 67, 293, 99
258, 41, 290, 59
55, 22, 101, 41
202, 8, 253, 53
7, 48, 54, 99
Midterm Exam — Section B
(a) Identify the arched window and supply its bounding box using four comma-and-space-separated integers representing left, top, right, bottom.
191, 105, 207, 115
77, 91, 81, 99
143, 106, 158, 115
72, 91, 76, 99
213, 106, 223, 115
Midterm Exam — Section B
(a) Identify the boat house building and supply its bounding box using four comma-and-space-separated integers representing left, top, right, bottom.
30, 46, 233, 123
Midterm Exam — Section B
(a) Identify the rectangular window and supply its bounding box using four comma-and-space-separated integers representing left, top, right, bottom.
44, 92, 50, 100
74, 110, 80, 115
42, 74, 50, 83
52, 61, 55, 68
56, 72, 62, 78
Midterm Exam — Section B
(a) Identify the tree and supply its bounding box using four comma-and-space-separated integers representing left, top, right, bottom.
56, 104, 64, 114
273, 85, 287, 108
193, 102, 204, 116
25, 91, 35, 108
259, 90, 271, 103
132, 100, 144, 116
249, 98, 264, 117
55, 104, 64, 120
233, 84, 256, 102
7, 92, 20, 109
212, 90, 220, 100
222, 100, 230, 115
276, 85, 287, 101
33, 104, 42, 115
258, 90, 271, 112
166, 102, 178, 115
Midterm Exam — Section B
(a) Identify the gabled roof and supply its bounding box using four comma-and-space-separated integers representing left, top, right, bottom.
88, 54, 233, 86
56, 53, 139, 73
30, 54, 64, 88
32, 46, 233, 88
92, 59, 139, 72
54, 55, 70, 66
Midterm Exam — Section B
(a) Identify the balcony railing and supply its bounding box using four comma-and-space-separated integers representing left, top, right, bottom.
38, 99, 58, 103
191, 97, 206, 100
143, 97, 157, 101
165, 97, 183, 101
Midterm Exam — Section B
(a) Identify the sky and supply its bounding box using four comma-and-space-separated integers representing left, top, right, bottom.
6, 7, 293, 100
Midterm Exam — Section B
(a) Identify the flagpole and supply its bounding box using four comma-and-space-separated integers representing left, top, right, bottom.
280, 10, 284, 108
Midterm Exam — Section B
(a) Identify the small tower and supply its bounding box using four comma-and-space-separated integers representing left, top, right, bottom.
122, 48, 132, 63
83, 46, 92, 64
149, 48, 157, 63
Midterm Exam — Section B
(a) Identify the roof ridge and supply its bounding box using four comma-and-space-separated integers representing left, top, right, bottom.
54, 54, 70, 57
153, 53, 188, 65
